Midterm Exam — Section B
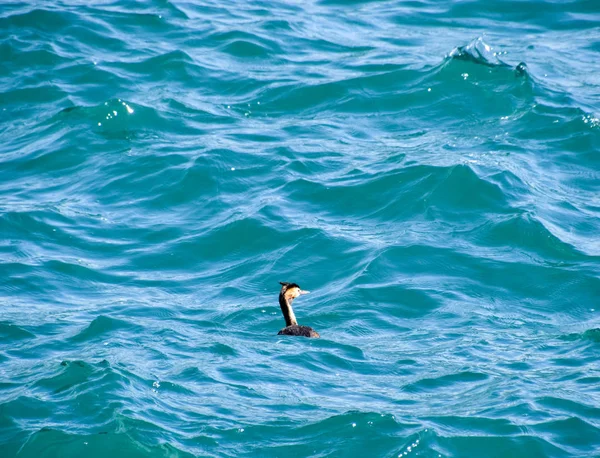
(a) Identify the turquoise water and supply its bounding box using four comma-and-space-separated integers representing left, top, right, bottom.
1, 0, 599, 456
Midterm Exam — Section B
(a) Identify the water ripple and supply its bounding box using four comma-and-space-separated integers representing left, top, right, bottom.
2, 0, 600, 456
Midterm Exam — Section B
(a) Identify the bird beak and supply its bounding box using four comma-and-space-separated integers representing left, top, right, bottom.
299, 290, 310, 295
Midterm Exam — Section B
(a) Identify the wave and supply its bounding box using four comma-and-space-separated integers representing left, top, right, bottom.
561, 328, 600, 344
0, 322, 35, 340
2, 3, 600, 458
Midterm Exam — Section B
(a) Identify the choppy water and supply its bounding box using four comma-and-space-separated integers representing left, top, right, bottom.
1, 1, 600, 457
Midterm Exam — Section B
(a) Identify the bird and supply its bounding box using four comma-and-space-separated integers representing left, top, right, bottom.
277, 281, 320, 338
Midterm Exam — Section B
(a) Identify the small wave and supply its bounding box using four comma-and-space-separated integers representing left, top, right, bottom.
473, 212, 585, 262
70, 315, 136, 342
538, 396, 600, 422
432, 431, 566, 456
355, 284, 441, 319
15, 425, 194, 458
113, 50, 198, 79
0, 8, 75, 34
221, 39, 272, 58
529, 416, 600, 455
59, 95, 206, 142
561, 328, 600, 343
448, 38, 510, 68
34, 360, 101, 394
217, 412, 422, 457
60, 98, 145, 139
425, 164, 510, 213
0, 322, 35, 340
443, 38, 530, 87
284, 163, 510, 222
404, 371, 488, 393
212, 30, 280, 58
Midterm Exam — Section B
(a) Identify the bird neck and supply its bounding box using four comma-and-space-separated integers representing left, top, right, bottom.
279, 294, 298, 327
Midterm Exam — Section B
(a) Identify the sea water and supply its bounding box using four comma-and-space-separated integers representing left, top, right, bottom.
1, 1, 599, 456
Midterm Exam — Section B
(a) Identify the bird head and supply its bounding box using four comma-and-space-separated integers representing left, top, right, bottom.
279, 281, 310, 301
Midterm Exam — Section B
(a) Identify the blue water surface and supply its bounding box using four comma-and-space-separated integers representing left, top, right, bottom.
1, 0, 600, 456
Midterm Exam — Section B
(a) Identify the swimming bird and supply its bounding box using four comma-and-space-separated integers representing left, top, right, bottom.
277, 281, 320, 338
